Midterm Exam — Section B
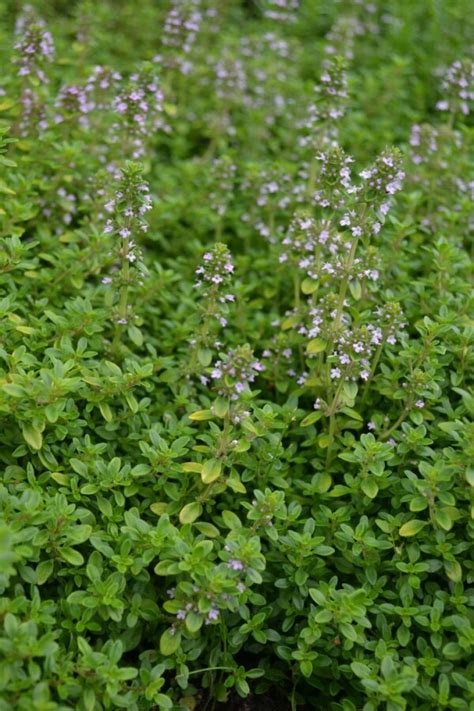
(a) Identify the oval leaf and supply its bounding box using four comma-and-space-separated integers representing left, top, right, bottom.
399, 520, 426, 537
179, 502, 202, 524
201, 458, 222, 484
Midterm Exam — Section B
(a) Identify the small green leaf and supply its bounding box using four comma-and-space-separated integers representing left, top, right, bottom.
361, 479, 378, 499
150, 502, 169, 515
318, 434, 333, 448
351, 662, 371, 678
60, 547, 84, 566
179, 502, 202, 524
445, 559, 462, 583
22, 423, 43, 450
189, 409, 213, 421
70, 458, 88, 476
300, 411, 322, 427
154, 560, 179, 575
399, 520, 426, 537
435, 508, 453, 531
50, 472, 69, 485
301, 277, 318, 294
409, 496, 428, 512
340, 407, 363, 421
313, 471, 332, 493
306, 338, 327, 354
213, 397, 229, 418
197, 348, 212, 366
182, 462, 202, 473
201, 458, 222, 484
281, 314, 300, 330
159, 628, 181, 656
36, 560, 54, 585
221, 510, 242, 529
185, 612, 203, 633
349, 280, 362, 300
194, 522, 220, 538
128, 324, 143, 346
2, 383, 26, 397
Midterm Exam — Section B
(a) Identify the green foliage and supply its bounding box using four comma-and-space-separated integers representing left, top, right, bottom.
0, 1, 473, 709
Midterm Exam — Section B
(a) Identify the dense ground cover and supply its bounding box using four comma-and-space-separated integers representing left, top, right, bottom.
0, 1, 473, 709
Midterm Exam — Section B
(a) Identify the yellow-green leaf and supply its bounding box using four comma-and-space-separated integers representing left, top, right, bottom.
361, 479, 378, 499
179, 502, 202, 524
445, 559, 462, 583
50, 472, 69, 486
160, 628, 181, 656
301, 277, 318, 294
22, 424, 43, 450
435, 508, 453, 531
99, 402, 113, 422
213, 397, 229, 418
399, 519, 426, 537
281, 314, 300, 330
307, 338, 327, 354
150, 503, 169, 515
194, 522, 220, 538
318, 433, 333, 449
201, 458, 222, 484
182, 462, 203, 473
300, 411, 322, 427
189, 409, 213, 421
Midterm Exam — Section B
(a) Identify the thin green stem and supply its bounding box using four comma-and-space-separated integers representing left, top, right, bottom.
293, 271, 300, 310
112, 233, 130, 352
333, 236, 359, 332
379, 404, 411, 441
178, 666, 234, 679
361, 338, 386, 403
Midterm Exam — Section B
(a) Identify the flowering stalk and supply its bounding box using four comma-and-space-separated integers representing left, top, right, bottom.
190, 243, 235, 375
101, 162, 151, 350
12, 6, 54, 136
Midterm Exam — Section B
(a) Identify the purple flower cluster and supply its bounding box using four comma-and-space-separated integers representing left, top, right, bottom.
293, 293, 341, 342
312, 147, 356, 210
102, 164, 151, 287
305, 236, 380, 284
175, 601, 219, 626
409, 124, 439, 165
209, 345, 265, 400
40, 186, 78, 229
279, 212, 319, 266
209, 157, 237, 217
111, 68, 164, 158
359, 148, 405, 206
161, 0, 203, 74
13, 7, 54, 83
195, 243, 234, 290
315, 57, 349, 122
227, 558, 245, 571
330, 327, 381, 382
324, 15, 366, 62
17, 87, 48, 137
436, 59, 474, 116
85, 66, 122, 111
297, 58, 348, 154
326, 304, 405, 383
241, 167, 294, 242
214, 53, 247, 102
237, 34, 294, 123
263, 0, 300, 23
13, 7, 54, 136
53, 84, 93, 128
194, 243, 235, 327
